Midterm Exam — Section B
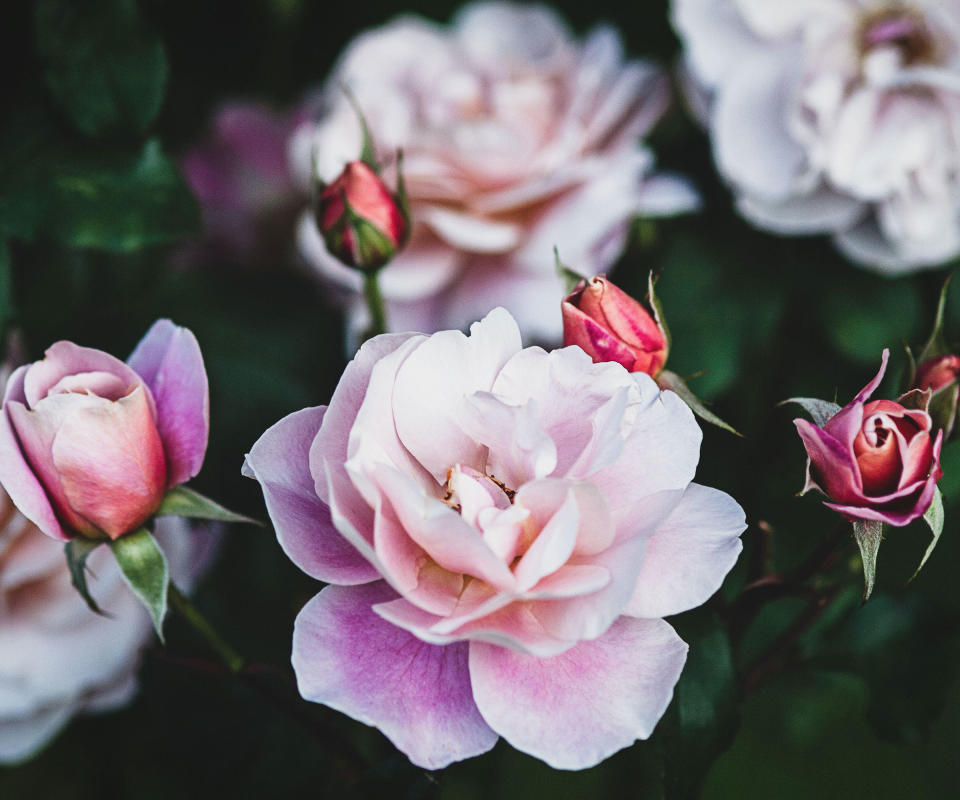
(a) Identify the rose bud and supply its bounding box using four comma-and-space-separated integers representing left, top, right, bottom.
915, 354, 960, 393
0, 320, 209, 541
794, 349, 943, 526
315, 160, 409, 272
562, 275, 668, 377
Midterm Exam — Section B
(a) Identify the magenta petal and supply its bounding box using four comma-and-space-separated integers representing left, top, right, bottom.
126, 320, 209, 486
293, 582, 498, 769
853, 348, 890, 404
0, 367, 66, 540
794, 418, 860, 501
469, 616, 688, 769
24, 342, 144, 409
244, 407, 379, 585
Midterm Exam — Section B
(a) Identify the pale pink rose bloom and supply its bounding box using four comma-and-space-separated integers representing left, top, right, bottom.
291, 2, 699, 340
0, 320, 209, 541
673, 0, 960, 273
0, 491, 217, 764
244, 308, 745, 769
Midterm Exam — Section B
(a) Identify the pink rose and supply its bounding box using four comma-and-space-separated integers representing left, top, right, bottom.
292, 3, 699, 339
179, 102, 307, 266
316, 161, 409, 271
244, 308, 745, 769
794, 350, 943, 525
0, 320, 208, 540
562, 275, 668, 377
0, 488, 217, 764
914, 354, 960, 394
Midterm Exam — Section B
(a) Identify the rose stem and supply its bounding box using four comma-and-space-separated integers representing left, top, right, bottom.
363, 269, 388, 338
168, 582, 245, 674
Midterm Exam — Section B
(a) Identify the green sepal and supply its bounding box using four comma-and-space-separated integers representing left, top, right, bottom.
852, 520, 884, 602
65, 538, 108, 616
910, 486, 944, 583
554, 248, 584, 295
109, 528, 169, 640
155, 485, 261, 525
394, 149, 410, 243
343, 87, 379, 171
657, 369, 742, 436
780, 397, 842, 427
918, 276, 952, 363
646, 271, 671, 355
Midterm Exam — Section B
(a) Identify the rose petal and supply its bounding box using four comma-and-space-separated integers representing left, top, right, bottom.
469, 616, 688, 769
292, 582, 498, 770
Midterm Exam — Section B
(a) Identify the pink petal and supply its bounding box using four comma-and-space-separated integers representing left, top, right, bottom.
50, 387, 167, 539
23, 342, 146, 410
244, 407, 379, 585
624, 483, 745, 619
292, 582, 498, 769
0, 366, 67, 539
391, 308, 522, 482
794, 418, 861, 501
126, 320, 209, 487
469, 616, 688, 769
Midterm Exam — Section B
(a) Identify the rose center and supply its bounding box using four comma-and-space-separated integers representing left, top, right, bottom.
859, 7, 935, 66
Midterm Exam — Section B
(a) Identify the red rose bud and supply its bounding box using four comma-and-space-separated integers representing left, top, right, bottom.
914, 354, 960, 393
562, 275, 668, 377
316, 161, 408, 272
794, 350, 942, 527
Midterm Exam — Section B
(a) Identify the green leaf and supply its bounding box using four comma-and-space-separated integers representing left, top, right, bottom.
851, 520, 884, 601
109, 528, 169, 639
661, 611, 740, 799
35, 0, 168, 138
64, 538, 108, 616
780, 397, 842, 427
155, 485, 261, 525
657, 369, 741, 436
910, 486, 945, 583
918, 276, 952, 363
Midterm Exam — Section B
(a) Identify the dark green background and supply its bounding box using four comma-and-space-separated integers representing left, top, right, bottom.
2, 0, 960, 797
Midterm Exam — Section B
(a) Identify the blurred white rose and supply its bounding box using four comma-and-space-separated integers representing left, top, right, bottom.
293, 2, 698, 340
0, 490, 218, 764
673, 0, 960, 273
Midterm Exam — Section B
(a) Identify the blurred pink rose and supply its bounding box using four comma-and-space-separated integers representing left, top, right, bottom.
795, 349, 943, 525
316, 160, 409, 271
0, 320, 208, 540
292, 2, 699, 339
245, 308, 744, 769
180, 103, 307, 266
673, 0, 960, 273
562, 274, 668, 376
0, 489, 217, 764
914, 353, 960, 393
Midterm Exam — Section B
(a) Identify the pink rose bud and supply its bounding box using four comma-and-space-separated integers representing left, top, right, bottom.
0, 320, 209, 541
914, 354, 960, 393
794, 350, 943, 526
562, 275, 668, 377
316, 161, 408, 272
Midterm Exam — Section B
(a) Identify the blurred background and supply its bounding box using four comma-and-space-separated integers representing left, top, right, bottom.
2, 0, 960, 797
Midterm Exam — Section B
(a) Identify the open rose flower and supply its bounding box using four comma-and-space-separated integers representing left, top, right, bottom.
673, 0, 960, 272
0, 488, 217, 764
0, 320, 208, 541
795, 349, 943, 524
179, 102, 308, 267
244, 308, 745, 769
292, 2, 699, 340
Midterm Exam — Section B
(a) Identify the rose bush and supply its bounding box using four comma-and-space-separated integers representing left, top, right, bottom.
0, 489, 217, 764
292, 2, 699, 339
673, 0, 960, 272
794, 350, 943, 524
0, 320, 208, 540
244, 308, 745, 769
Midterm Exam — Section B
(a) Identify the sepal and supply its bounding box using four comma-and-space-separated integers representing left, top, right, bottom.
110, 528, 169, 639
780, 397, 842, 427
910, 486, 945, 583
657, 369, 741, 436
65, 538, 109, 617
917, 276, 952, 364
852, 520, 884, 602
155, 485, 260, 525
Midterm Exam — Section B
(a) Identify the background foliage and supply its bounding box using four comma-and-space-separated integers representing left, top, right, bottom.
2, 0, 960, 797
